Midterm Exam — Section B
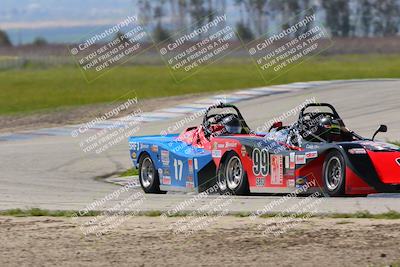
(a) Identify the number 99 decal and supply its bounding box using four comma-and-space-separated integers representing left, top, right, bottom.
252, 148, 269, 176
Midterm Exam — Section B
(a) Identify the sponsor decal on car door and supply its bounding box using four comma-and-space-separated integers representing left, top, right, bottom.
270, 155, 283, 185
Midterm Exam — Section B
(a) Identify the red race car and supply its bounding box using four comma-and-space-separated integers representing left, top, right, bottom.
210, 103, 400, 196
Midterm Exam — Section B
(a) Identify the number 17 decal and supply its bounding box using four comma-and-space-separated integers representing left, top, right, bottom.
252, 148, 269, 176
173, 159, 183, 181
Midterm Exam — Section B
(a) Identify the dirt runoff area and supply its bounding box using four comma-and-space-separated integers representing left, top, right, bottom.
1, 216, 399, 267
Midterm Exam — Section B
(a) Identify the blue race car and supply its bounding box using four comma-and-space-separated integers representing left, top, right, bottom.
128, 103, 252, 193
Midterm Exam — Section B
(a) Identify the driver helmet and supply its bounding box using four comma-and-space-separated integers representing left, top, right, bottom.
316, 116, 341, 140
222, 115, 242, 134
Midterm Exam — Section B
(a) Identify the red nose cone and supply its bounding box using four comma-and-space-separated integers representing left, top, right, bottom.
368, 151, 400, 184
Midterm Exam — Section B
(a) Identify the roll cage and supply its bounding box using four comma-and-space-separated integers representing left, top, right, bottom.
202, 103, 251, 138
271, 103, 364, 147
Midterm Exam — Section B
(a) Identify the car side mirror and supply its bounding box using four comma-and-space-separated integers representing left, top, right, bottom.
372, 124, 387, 141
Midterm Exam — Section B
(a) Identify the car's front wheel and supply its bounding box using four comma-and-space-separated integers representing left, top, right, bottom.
138, 153, 164, 194
217, 160, 229, 195
219, 151, 249, 195
323, 150, 346, 196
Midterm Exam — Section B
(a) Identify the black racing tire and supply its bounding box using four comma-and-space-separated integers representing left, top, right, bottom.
216, 159, 230, 195
218, 151, 249, 195
138, 153, 164, 194
322, 150, 346, 197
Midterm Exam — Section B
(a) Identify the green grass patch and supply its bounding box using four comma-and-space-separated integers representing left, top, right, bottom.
257, 210, 400, 219
0, 208, 101, 217
373, 210, 400, 219
233, 212, 253, 217
120, 168, 138, 177
258, 212, 314, 219
141, 210, 163, 217
1, 208, 400, 219
0, 56, 19, 61
325, 210, 400, 219
1, 54, 400, 115
0, 208, 74, 217
335, 220, 354, 225
329, 210, 373, 219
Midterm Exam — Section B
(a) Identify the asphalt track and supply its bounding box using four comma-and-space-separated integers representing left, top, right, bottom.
1, 80, 400, 214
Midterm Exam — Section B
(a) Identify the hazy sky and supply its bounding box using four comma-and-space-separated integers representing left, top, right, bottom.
0, 0, 134, 29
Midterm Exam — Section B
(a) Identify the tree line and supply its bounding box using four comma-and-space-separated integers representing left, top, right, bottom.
1, 0, 398, 47
0, 29, 47, 47
135, 0, 400, 41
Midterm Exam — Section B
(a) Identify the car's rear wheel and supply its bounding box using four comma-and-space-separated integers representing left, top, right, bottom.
219, 151, 249, 195
323, 150, 346, 196
139, 153, 164, 194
